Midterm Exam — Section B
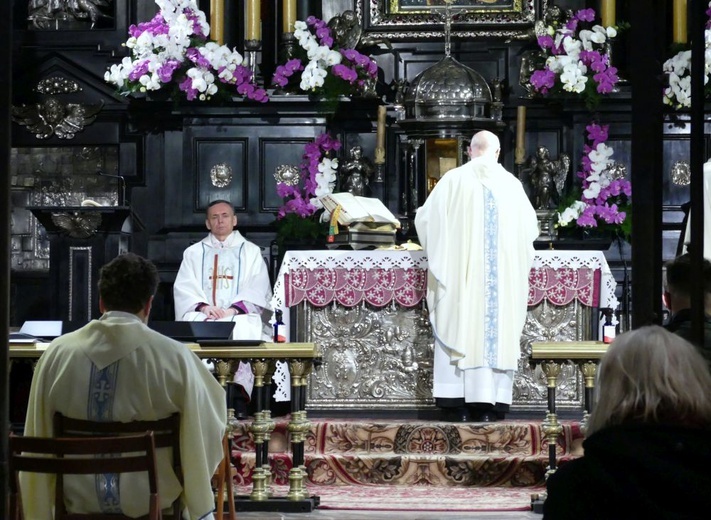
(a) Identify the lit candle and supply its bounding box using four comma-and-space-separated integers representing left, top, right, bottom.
673, 0, 688, 44
246, 0, 261, 40
210, 0, 225, 45
515, 106, 526, 165
600, 0, 615, 28
376, 105, 386, 151
283, 0, 297, 34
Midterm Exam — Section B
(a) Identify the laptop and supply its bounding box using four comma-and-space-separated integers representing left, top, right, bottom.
148, 321, 236, 342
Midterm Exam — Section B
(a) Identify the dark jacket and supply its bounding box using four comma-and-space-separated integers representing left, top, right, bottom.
543, 423, 711, 520
665, 308, 711, 372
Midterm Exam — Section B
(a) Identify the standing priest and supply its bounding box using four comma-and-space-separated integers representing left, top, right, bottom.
415, 130, 538, 422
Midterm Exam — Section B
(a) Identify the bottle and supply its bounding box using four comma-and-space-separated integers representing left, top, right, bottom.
273, 309, 286, 343
602, 308, 616, 344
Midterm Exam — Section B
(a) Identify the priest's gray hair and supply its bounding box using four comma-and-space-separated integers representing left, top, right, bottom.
469, 130, 501, 160
586, 325, 711, 436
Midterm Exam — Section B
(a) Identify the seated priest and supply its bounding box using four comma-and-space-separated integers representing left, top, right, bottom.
173, 199, 273, 417
22, 253, 226, 519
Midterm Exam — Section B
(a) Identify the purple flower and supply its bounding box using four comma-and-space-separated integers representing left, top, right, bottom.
128, 60, 149, 82
575, 8, 596, 23
333, 64, 357, 83
586, 123, 608, 145
157, 60, 181, 83
530, 68, 556, 94
537, 35, 554, 49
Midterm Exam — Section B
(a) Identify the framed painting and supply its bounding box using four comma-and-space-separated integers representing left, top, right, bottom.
357, 0, 544, 40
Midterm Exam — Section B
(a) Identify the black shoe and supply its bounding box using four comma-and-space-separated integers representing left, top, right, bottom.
441, 406, 472, 422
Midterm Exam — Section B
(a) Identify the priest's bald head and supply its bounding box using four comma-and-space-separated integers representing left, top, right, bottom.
98, 253, 159, 319
206, 199, 238, 241
468, 130, 501, 161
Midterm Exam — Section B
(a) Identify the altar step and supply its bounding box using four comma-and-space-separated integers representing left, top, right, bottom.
230, 418, 584, 488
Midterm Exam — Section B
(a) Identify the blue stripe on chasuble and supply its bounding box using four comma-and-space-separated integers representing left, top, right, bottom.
87, 362, 122, 513
483, 187, 499, 367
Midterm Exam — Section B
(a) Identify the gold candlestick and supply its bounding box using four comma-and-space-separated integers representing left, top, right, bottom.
600, 0, 615, 28
210, 0, 225, 45
515, 105, 526, 166
246, 0, 261, 41
673, 0, 688, 44
283, 0, 297, 34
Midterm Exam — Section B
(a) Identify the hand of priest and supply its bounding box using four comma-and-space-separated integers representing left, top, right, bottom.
199, 305, 237, 319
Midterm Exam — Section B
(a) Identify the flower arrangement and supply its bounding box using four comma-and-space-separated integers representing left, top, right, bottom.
528, 8, 619, 109
556, 122, 632, 240
273, 133, 341, 246
272, 16, 378, 100
104, 0, 267, 102
662, 2, 711, 109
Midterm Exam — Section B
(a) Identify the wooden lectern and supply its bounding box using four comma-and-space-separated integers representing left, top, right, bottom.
28, 206, 142, 322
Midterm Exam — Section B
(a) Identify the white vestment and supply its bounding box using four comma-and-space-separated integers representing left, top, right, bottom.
682, 161, 711, 259
414, 156, 538, 404
173, 231, 273, 341
21, 311, 227, 520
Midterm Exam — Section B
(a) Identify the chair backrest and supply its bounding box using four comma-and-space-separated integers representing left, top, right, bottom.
53, 412, 182, 520
8, 431, 161, 520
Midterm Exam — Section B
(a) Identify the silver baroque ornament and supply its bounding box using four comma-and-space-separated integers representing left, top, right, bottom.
210, 163, 233, 188
671, 161, 691, 186
274, 164, 301, 186
606, 162, 627, 181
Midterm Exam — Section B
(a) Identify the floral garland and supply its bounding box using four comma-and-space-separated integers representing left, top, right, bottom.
662, 2, 711, 109
276, 133, 341, 219
272, 16, 378, 99
529, 8, 619, 108
104, 0, 267, 102
557, 123, 631, 239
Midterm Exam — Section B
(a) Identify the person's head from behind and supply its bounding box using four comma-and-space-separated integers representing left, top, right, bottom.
98, 253, 159, 320
206, 199, 237, 241
468, 130, 501, 161
664, 253, 711, 313
586, 325, 711, 436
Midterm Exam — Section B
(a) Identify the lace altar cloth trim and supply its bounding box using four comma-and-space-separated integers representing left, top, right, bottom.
528, 267, 601, 307
274, 250, 616, 310
285, 268, 427, 308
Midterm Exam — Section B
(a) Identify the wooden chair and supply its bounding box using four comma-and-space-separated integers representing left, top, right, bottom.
212, 433, 237, 520
54, 413, 182, 520
8, 431, 161, 520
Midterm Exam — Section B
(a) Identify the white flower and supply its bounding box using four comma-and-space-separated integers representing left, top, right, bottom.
589, 143, 614, 164
560, 61, 588, 93
557, 201, 586, 226
583, 182, 602, 199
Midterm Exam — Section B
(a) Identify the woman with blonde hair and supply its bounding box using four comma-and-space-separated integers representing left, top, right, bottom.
543, 325, 711, 519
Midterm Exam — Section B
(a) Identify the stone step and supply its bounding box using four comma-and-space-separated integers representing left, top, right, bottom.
231, 419, 583, 458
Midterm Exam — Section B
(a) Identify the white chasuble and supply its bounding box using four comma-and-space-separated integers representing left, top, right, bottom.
173, 231, 273, 341
21, 312, 227, 520
415, 156, 538, 403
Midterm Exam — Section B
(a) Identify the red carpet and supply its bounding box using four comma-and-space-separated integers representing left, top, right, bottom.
234, 484, 541, 512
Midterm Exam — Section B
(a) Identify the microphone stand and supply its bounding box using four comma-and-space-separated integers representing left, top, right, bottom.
97, 170, 127, 206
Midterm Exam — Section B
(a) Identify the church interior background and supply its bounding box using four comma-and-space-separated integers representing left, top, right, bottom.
3, 0, 694, 408
0, 0, 705, 513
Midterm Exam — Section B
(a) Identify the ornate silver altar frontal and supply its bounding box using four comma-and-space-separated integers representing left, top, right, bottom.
296, 298, 588, 413
210, 163, 233, 188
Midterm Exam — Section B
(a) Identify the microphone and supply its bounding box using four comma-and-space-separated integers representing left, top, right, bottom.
97, 170, 127, 206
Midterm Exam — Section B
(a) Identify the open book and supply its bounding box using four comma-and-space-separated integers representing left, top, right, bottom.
320, 192, 401, 228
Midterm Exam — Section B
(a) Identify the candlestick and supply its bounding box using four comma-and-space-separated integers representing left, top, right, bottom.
673, 0, 688, 44
600, 0, 615, 28
210, 0, 225, 45
246, 0, 261, 41
376, 105, 386, 152
283, 0, 297, 34
515, 106, 526, 165
244, 39, 261, 84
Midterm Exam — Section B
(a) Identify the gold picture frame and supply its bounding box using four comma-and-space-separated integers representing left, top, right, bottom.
358, 0, 543, 40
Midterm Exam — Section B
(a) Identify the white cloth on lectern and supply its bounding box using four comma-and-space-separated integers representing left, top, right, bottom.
682, 160, 711, 259
414, 155, 538, 404
21, 312, 226, 520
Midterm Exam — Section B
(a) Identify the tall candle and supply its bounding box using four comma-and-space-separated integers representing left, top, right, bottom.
376, 106, 386, 151
246, 0, 261, 40
210, 0, 225, 45
673, 0, 688, 44
600, 0, 615, 28
515, 106, 526, 165
283, 0, 297, 34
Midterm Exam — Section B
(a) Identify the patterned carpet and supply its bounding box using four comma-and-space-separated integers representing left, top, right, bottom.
233, 483, 541, 512
231, 418, 583, 489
